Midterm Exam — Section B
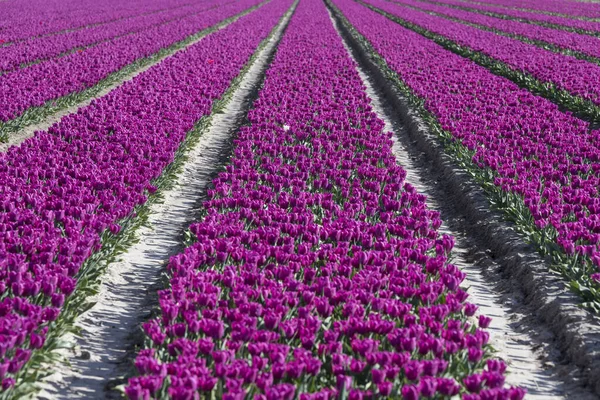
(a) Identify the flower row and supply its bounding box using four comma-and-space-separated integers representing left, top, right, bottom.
395, 0, 600, 61
461, 0, 600, 18
0, 0, 262, 123
335, 0, 600, 295
426, 0, 600, 34
365, 0, 600, 106
0, 0, 289, 389
126, 0, 522, 398
0, 0, 198, 43
0, 0, 228, 73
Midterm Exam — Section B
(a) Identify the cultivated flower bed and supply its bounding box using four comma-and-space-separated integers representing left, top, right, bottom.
466, 0, 600, 18
390, 0, 600, 58
332, 0, 600, 309
415, 0, 600, 34
0, 0, 262, 123
0, 0, 200, 42
0, 0, 290, 393
361, 0, 600, 115
0, 0, 234, 73
126, 0, 523, 398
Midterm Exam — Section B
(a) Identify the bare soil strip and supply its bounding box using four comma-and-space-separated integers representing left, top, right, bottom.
35, 4, 296, 399
0, 2, 266, 153
329, 5, 600, 399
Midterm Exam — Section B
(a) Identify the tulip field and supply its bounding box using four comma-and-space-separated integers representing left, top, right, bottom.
2, 0, 600, 398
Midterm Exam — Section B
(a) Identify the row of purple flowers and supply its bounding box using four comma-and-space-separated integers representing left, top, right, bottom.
0, 0, 199, 43
336, 0, 600, 296
364, 0, 600, 107
0, 0, 290, 391
126, 0, 523, 398
392, 0, 600, 62
425, 0, 600, 32
0, 0, 230, 73
455, 0, 600, 18
0, 0, 261, 123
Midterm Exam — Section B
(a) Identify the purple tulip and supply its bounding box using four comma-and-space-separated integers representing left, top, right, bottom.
401, 384, 419, 400
479, 315, 493, 329
464, 373, 484, 393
